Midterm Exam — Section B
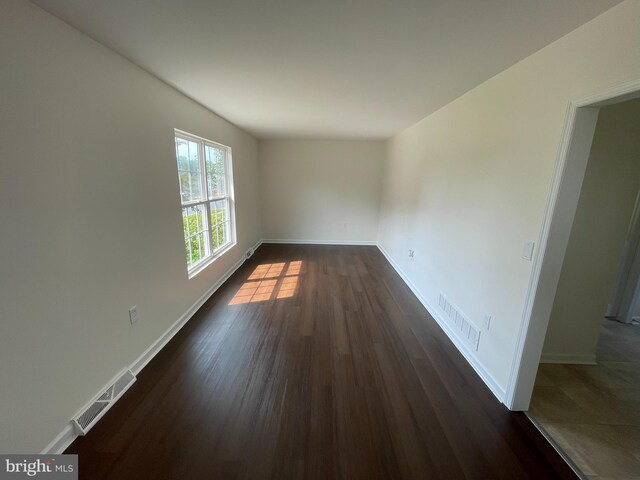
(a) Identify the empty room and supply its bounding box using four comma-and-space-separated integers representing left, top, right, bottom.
1, 1, 640, 479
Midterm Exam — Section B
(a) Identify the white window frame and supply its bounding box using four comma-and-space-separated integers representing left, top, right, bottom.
174, 129, 236, 278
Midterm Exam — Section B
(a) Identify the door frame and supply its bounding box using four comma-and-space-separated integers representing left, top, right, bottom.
607, 188, 640, 323
505, 78, 640, 410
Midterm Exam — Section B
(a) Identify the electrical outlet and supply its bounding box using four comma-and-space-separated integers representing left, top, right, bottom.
129, 306, 139, 325
483, 313, 491, 331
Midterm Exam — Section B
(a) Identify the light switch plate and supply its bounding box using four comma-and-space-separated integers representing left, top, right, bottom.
522, 241, 535, 261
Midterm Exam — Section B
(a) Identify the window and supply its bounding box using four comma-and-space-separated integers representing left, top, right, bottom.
174, 130, 235, 276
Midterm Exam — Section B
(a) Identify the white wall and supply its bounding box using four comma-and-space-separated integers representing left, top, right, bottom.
0, 0, 261, 453
378, 0, 640, 398
542, 98, 640, 362
259, 140, 384, 243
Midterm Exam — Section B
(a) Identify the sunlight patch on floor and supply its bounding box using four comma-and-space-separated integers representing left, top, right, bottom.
248, 262, 285, 280
230, 261, 302, 305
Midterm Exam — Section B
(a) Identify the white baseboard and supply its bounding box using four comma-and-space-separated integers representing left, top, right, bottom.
262, 238, 377, 246
41, 239, 262, 455
130, 239, 262, 375
40, 424, 76, 455
376, 243, 506, 403
539, 353, 597, 365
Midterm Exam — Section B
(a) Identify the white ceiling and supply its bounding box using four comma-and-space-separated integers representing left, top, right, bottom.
33, 0, 622, 139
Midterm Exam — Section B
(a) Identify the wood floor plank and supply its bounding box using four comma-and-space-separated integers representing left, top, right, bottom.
66, 244, 576, 479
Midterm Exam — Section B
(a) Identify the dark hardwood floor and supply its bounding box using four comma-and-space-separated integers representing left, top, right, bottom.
66, 244, 576, 479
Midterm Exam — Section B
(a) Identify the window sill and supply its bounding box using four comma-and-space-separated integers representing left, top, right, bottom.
187, 241, 237, 279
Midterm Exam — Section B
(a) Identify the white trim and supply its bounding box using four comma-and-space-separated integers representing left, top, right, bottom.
376, 242, 506, 402
506, 78, 640, 410
40, 424, 76, 455
569, 77, 640, 109
504, 101, 586, 409
41, 239, 262, 455
131, 239, 262, 375
174, 128, 231, 150
187, 240, 236, 279
539, 353, 597, 365
262, 239, 377, 246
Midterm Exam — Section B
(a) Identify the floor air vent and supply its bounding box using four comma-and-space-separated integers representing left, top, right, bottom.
72, 369, 136, 435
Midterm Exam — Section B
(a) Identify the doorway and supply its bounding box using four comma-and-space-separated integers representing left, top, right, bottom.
526, 97, 640, 477
607, 189, 640, 325
506, 79, 640, 412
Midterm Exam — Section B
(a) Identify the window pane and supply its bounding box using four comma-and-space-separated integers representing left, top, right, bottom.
217, 221, 229, 248
188, 141, 199, 171
182, 205, 204, 238
178, 172, 191, 203
209, 200, 227, 226
205, 145, 226, 199
211, 222, 221, 251
210, 200, 230, 251
176, 138, 189, 171
182, 204, 210, 267
190, 232, 207, 265
189, 174, 202, 202
175, 137, 203, 203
